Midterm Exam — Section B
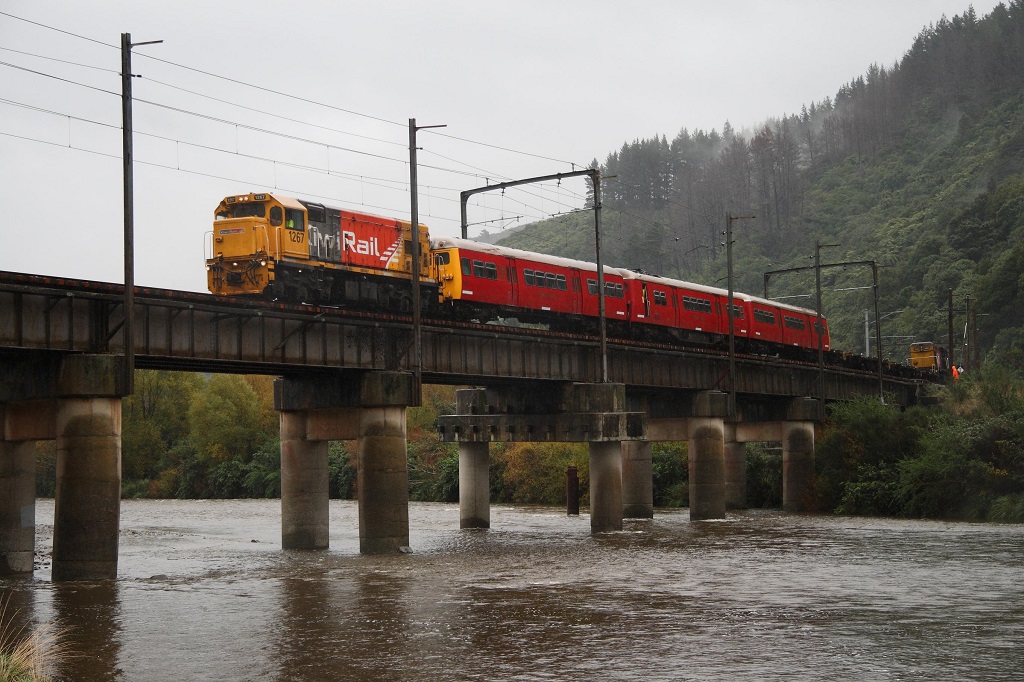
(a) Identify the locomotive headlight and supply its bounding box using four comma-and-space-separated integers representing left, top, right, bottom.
232, 262, 238, 267
259, 259, 267, 266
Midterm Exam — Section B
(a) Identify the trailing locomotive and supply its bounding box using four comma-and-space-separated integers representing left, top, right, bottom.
206, 193, 829, 358
909, 341, 949, 373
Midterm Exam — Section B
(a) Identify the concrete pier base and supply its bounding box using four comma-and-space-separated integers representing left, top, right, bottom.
52, 398, 121, 581
724, 425, 747, 510
459, 441, 490, 529
358, 406, 410, 553
783, 422, 816, 512
621, 440, 653, 518
0, 440, 36, 574
688, 417, 726, 520
589, 441, 623, 533
280, 411, 329, 550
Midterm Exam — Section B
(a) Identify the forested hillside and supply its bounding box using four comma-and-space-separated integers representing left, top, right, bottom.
497, 3, 1024, 367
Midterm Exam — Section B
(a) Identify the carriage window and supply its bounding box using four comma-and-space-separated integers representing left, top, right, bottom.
269, 206, 283, 227
484, 262, 498, 280
556, 274, 567, 291
754, 309, 776, 324
683, 296, 711, 313
473, 260, 486, 278
524, 269, 535, 286
546, 273, 557, 289
587, 279, 598, 295
784, 316, 806, 330
653, 291, 667, 306
461, 258, 471, 276
729, 305, 745, 319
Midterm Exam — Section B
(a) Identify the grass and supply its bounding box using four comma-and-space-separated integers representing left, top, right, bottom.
0, 596, 65, 682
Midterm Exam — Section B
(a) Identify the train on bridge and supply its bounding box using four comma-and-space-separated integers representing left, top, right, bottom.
206, 192, 830, 361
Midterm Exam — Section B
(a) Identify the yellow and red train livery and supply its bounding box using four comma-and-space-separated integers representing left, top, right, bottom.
206, 192, 432, 309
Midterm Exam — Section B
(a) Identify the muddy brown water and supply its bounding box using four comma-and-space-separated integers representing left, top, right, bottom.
2, 499, 1022, 681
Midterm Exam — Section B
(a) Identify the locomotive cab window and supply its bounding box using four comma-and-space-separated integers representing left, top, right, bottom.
269, 206, 283, 227
285, 208, 303, 230
435, 252, 451, 266
233, 203, 266, 219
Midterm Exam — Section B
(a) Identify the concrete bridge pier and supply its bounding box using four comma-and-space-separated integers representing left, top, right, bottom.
589, 440, 623, 532
621, 440, 653, 519
439, 382, 645, 536
279, 410, 329, 550
357, 405, 410, 553
459, 441, 490, 529
275, 371, 414, 554
724, 424, 747, 510
688, 417, 726, 520
1, 355, 125, 581
783, 421, 816, 512
53, 397, 122, 581
0, 437, 36, 574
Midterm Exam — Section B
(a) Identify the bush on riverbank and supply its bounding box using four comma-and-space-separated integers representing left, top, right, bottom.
817, 364, 1024, 520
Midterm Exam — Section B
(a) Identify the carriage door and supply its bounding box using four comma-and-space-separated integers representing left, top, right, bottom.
505, 257, 518, 306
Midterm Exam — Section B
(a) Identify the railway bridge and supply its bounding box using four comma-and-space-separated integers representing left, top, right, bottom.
0, 271, 927, 580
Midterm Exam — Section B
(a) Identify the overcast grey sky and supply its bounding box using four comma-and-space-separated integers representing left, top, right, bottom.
0, 1, 998, 292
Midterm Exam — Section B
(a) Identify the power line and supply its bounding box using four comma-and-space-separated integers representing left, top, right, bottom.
0, 60, 510, 184
0, 128, 460, 224
0, 10, 114, 49
0, 96, 558, 226
0, 45, 118, 73
0, 10, 586, 172
1, 13, 589, 228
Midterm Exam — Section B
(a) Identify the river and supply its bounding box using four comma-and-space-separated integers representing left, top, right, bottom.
2, 500, 1022, 681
